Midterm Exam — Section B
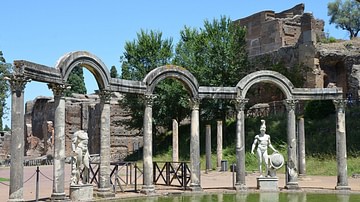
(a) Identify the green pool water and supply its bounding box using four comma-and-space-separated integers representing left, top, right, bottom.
115, 192, 360, 202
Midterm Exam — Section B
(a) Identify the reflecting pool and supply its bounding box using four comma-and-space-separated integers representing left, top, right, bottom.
115, 192, 360, 202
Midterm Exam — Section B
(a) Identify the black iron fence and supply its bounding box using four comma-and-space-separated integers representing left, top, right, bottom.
153, 161, 191, 190
85, 161, 143, 192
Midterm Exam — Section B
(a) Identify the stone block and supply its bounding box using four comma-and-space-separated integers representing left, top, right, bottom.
70, 184, 93, 201
257, 177, 279, 191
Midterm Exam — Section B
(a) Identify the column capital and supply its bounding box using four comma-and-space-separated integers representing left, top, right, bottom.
233, 98, 249, 111
48, 83, 67, 98
189, 97, 201, 110
99, 90, 112, 104
333, 99, 346, 112
144, 93, 156, 107
284, 99, 298, 111
8, 75, 30, 97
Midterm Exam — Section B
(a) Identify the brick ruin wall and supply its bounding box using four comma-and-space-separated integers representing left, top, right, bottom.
24, 94, 142, 162
234, 3, 325, 57
236, 3, 359, 100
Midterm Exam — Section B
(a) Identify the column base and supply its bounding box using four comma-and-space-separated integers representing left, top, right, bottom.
190, 183, 203, 192
234, 183, 247, 191
51, 192, 69, 202
285, 182, 300, 190
140, 185, 155, 195
335, 185, 351, 191
96, 187, 115, 198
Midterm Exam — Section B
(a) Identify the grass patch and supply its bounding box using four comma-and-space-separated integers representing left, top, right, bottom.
150, 150, 360, 176
0, 177, 9, 182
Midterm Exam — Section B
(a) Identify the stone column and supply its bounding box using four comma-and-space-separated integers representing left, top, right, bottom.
284, 99, 299, 189
333, 99, 350, 190
189, 97, 202, 191
172, 119, 179, 162
48, 84, 67, 201
205, 124, 212, 171
234, 98, 248, 190
298, 117, 306, 176
216, 121, 223, 169
97, 90, 115, 197
141, 94, 155, 194
8, 75, 29, 201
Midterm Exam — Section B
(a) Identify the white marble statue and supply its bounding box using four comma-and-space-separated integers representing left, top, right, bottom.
71, 130, 90, 185
251, 120, 278, 177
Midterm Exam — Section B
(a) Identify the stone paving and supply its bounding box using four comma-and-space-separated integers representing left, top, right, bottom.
1, 165, 360, 201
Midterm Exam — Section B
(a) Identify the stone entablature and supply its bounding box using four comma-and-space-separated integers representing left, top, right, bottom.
234, 4, 324, 56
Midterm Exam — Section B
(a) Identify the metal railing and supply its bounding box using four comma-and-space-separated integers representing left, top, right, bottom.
153, 161, 191, 190
84, 161, 143, 192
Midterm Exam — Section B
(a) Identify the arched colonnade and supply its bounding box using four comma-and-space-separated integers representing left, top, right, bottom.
7, 51, 349, 201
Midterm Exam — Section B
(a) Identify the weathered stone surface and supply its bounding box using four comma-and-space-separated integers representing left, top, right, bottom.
235, 4, 324, 57
0, 131, 11, 163
235, 5, 359, 101
25, 93, 142, 161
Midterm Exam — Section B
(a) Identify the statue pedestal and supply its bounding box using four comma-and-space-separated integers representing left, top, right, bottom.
257, 177, 279, 191
70, 184, 93, 201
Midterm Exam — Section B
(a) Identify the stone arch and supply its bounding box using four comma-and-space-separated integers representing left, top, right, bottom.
236, 70, 294, 99
55, 51, 111, 90
143, 65, 199, 97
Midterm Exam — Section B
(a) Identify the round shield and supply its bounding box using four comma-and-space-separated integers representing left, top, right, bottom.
270, 152, 284, 170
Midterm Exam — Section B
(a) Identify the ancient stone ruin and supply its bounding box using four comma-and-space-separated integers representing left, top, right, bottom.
236, 3, 360, 99
0, 131, 11, 165
24, 93, 141, 162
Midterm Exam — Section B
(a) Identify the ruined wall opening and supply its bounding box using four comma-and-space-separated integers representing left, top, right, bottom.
321, 59, 347, 94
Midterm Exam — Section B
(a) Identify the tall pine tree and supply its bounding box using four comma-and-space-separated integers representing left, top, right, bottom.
64, 66, 87, 96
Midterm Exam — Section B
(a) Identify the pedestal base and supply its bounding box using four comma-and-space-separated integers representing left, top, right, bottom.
70, 184, 93, 201
257, 177, 279, 191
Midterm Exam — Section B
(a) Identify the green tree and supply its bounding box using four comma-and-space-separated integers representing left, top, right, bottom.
64, 66, 87, 96
328, 0, 360, 39
174, 16, 249, 121
0, 51, 10, 130
110, 65, 118, 78
120, 30, 188, 129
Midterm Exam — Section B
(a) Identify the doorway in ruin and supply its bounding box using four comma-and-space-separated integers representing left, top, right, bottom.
321, 59, 347, 93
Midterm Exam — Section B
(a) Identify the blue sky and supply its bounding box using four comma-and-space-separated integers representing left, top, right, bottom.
0, 1, 350, 127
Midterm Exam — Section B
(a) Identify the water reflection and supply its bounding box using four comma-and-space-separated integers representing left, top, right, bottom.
116, 192, 360, 202
337, 194, 349, 202
260, 192, 279, 202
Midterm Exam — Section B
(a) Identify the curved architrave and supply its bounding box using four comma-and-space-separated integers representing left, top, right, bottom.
236, 70, 294, 99
55, 51, 111, 90
143, 65, 199, 97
